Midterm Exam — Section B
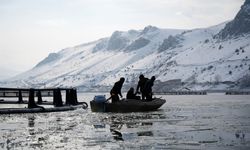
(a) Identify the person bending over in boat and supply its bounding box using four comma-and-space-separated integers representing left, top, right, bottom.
136, 74, 149, 100
110, 77, 125, 103
143, 76, 156, 101
126, 87, 140, 100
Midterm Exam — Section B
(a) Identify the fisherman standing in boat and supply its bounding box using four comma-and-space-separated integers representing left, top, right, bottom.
110, 77, 125, 103
136, 74, 149, 100
143, 76, 156, 101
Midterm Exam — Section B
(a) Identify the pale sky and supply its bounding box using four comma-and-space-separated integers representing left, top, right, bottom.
0, 0, 244, 76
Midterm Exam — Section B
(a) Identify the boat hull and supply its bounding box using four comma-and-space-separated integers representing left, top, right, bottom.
90, 98, 166, 113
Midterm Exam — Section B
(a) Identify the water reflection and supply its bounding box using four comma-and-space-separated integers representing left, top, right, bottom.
110, 124, 123, 141
101, 112, 166, 124
137, 131, 153, 136
96, 112, 166, 141
28, 115, 35, 135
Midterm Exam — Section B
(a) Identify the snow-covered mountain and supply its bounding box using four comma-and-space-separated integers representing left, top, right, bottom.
1, 1, 250, 91
0, 67, 21, 81
217, 0, 250, 39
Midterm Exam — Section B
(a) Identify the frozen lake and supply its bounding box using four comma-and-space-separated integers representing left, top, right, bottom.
0, 93, 250, 149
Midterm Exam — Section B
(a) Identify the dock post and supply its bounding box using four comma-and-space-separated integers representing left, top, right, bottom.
66, 89, 78, 105
37, 90, 42, 104
53, 89, 56, 105
72, 89, 78, 105
28, 89, 37, 108
66, 89, 72, 105
18, 90, 24, 103
53, 88, 63, 107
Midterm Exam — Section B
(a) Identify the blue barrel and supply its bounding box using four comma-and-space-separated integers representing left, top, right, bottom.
94, 95, 106, 103
90, 95, 106, 112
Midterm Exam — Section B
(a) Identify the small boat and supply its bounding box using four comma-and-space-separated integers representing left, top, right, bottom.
90, 98, 166, 113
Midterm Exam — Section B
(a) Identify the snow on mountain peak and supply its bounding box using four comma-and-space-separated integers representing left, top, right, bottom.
141, 25, 159, 34
107, 31, 129, 50
2, 4, 250, 91
35, 53, 61, 68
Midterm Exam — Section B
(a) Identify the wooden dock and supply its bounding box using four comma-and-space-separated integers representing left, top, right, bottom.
155, 91, 207, 95
0, 87, 88, 114
225, 91, 250, 95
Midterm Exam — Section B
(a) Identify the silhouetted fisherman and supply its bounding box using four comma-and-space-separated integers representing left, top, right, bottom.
136, 74, 149, 100
143, 76, 156, 101
110, 77, 125, 103
126, 87, 136, 99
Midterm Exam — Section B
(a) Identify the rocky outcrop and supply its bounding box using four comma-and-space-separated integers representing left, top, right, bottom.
126, 37, 150, 51
217, 0, 250, 39
158, 35, 182, 52
107, 31, 129, 50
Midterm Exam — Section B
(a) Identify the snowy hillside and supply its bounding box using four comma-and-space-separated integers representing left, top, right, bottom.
1, 1, 250, 91
0, 67, 20, 81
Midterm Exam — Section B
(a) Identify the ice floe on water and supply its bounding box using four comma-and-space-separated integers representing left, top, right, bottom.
0, 93, 250, 149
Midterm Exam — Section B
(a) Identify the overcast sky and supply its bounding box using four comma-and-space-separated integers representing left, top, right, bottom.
0, 0, 244, 75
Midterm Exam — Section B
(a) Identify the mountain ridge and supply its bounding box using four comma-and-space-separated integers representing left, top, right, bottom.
1, 1, 250, 91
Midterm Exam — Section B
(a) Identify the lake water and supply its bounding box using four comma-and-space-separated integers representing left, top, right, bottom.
0, 93, 250, 150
